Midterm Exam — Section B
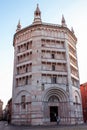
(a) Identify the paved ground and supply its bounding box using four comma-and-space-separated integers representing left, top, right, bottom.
0, 121, 87, 130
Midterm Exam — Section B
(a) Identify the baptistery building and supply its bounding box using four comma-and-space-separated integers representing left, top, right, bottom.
12, 5, 83, 125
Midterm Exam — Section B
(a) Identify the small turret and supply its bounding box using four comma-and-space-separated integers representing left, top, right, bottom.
16, 20, 21, 32
71, 27, 74, 34
61, 15, 67, 27
33, 4, 42, 24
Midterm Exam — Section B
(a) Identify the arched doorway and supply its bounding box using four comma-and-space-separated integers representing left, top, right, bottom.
50, 106, 58, 122
42, 87, 69, 124
48, 95, 59, 122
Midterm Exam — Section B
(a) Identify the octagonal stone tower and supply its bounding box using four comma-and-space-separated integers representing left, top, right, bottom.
12, 5, 83, 125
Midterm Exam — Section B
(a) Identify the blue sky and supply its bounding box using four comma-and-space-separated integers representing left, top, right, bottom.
0, 0, 87, 108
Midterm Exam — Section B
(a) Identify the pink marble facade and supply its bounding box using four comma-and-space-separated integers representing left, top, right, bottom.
12, 5, 83, 125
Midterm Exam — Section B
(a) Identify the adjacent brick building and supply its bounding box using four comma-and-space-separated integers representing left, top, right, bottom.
80, 82, 87, 123
0, 100, 3, 120
12, 4, 83, 125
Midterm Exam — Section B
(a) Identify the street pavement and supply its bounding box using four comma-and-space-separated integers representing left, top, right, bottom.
0, 121, 87, 130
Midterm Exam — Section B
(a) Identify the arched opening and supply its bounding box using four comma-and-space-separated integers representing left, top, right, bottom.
48, 95, 59, 122
50, 106, 58, 122
13, 90, 31, 125
42, 87, 69, 124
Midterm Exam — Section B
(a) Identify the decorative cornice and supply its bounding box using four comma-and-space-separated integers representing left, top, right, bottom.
13, 22, 77, 46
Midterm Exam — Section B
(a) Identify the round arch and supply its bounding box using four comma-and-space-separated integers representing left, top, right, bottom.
73, 90, 81, 104
42, 87, 69, 102
14, 90, 31, 104
42, 87, 69, 123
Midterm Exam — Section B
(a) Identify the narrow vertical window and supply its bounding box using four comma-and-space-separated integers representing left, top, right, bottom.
75, 95, 78, 104
52, 64, 55, 71
25, 76, 28, 85
16, 79, 18, 87
26, 65, 28, 72
21, 95, 26, 109
51, 54, 55, 59
52, 77, 57, 84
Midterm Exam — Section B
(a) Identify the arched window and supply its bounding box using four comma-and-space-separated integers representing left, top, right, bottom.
21, 95, 26, 109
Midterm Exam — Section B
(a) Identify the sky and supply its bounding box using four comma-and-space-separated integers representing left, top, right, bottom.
0, 0, 87, 108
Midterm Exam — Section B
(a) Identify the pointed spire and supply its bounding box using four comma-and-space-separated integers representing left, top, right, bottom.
61, 15, 67, 27
16, 20, 21, 32
35, 4, 41, 14
71, 27, 74, 34
33, 4, 42, 24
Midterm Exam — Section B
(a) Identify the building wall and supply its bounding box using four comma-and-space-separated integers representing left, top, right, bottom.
80, 83, 87, 123
0, 100, 3, 120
